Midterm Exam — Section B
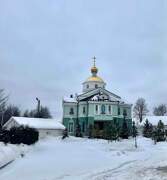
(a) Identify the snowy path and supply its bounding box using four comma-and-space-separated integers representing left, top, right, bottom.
0, 137, 167, 180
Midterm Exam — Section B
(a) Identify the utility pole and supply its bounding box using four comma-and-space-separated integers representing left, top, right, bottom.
36, 97, 41, 117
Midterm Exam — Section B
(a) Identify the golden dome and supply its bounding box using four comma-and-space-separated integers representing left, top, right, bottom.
86, 76, 104, 82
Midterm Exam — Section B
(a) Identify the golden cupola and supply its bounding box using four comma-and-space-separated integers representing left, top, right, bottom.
82, 57, 106, 92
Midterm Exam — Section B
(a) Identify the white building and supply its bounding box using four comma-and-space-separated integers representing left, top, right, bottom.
3, 116, 65, 138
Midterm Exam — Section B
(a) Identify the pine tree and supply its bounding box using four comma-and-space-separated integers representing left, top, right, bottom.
143, 119, 153, 138
156, 120, 166, 142
110, 124, 118, 141
93, 124, 100, 138
120, 119, 129, 139
88, 124, 93, 138
103, 122, 112, 141
76, 123, 82, 137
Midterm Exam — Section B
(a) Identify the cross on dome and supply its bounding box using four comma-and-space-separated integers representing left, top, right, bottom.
92, 56, 96, 67
91, 56, 98, 75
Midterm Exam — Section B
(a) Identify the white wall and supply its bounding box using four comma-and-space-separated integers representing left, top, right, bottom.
4, 119, 64, 139
38, 129, 64, 138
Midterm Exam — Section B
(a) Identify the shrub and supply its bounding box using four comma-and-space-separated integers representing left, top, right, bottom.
0, 126, 39, 145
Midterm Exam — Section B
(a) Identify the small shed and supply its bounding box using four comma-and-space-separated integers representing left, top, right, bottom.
3, 116, 65, 138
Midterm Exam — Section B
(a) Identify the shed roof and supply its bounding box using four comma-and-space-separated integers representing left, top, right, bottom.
4, 116, 65, 130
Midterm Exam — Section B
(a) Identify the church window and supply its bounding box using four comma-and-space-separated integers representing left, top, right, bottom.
118, 107, 120, 115
95, 105, 98, 114
69, 122, 74, 132
95, 84, 98, 88
83, 107, 86, 114
87, 84, 89, 89
108, 105, 111, 114
69, 107, 74, 115
123, 109, 127, 117
101, 105, 106, 114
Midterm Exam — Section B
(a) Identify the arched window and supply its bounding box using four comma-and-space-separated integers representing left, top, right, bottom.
83, 107, 86, 114
123, 109, 127, 117
118, 107, 120, 115
69, 107, 74, 115
108, 105, 111, 114
95, 105, 98, 114
95, 84, 98, 88
101, 105, 106, 114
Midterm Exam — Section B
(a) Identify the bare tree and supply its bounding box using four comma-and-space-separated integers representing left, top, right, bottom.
153, 104, 167, 116
0, 89, 8, 109
133, 98, 149, 123
3, 105, 21, 125
0, 89, 8, 127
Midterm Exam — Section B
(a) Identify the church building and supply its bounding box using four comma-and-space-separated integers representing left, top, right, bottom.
63, 58, 132, 136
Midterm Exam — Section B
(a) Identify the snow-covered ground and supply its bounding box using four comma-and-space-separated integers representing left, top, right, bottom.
0, 136, 167, 180
0, 142, 30, 168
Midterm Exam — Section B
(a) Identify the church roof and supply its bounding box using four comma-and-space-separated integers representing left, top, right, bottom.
77, 87, 122, 102
85, 76, 104, 83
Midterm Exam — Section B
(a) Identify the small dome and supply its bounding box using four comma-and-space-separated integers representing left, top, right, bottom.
91, 66, 98, 74
86, 76, 104, 83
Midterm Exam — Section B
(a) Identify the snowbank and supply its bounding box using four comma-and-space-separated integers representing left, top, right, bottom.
0, 142, 30, 169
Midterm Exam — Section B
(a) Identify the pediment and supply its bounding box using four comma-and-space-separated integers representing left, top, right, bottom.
78, 88, 122, 102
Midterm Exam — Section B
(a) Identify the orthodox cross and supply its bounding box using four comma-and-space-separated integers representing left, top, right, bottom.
92, 56, 96, 66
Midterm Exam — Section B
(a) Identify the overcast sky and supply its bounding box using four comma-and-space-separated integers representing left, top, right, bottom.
0, 0, 167, 119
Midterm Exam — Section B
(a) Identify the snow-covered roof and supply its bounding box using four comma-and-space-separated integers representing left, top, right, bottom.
141, 116, 167, 126
4, 116, 65, 130
63, 97, 77, 103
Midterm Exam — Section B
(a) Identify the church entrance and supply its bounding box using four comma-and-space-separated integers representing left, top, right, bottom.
94, 121, 105, 130
94, 121, 108, 138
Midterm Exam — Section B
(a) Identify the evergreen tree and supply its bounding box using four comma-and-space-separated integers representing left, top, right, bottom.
132, 121, 138, 138
120, 119, 129, 139
88, 124, 93, 138
23, 110, 29, 117
103, 122, 112, 140
75, 123, 82, 137
153, 104, 167, 116
143, 119, 153, 138
103, 122, 120, 142
110, 123, 118, 141
92, 124, 100, 138
156, 120, 166, 142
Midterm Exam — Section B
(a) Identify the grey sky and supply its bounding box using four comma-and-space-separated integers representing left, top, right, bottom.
0, 0, 167, 118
